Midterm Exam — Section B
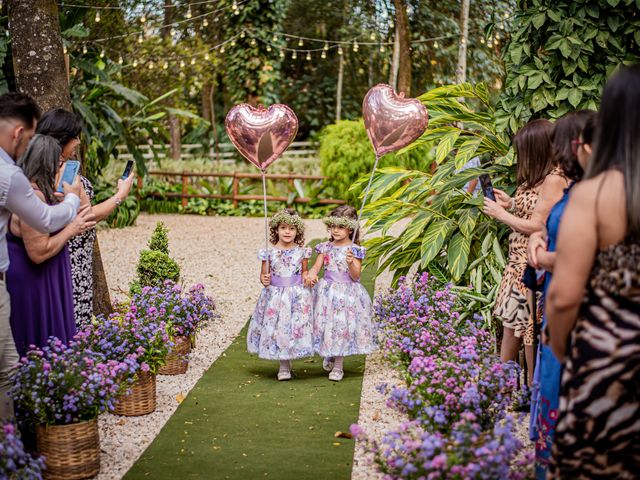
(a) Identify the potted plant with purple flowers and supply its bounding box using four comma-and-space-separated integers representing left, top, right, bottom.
131, 281, 217, 375
9, 338, 131, 479
75, 311, 172, 417
0, 420, 45, 479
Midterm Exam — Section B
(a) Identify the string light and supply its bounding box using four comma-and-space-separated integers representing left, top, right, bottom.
352, 41, 359, 52
163, 61, 169, 69
118, 55, 123, 64
321, 50, 326, 59
480, 37, 485, 44
140, 15, 146, 23
63, 45, 68, 54
204, 52, 210, 60
133, 59, 138, 67
231, 39, 236, 46
186, 6, 192, 19
298, 39, 303, 47
250, 38, 257, 46
180, 59, 185, 68
272, 34, 278, 42
138, 33, 143, 44
220, 45, 225, 53
306, 51, 311, 61
279, 51, 285, 59
369, 32, 376, 41
82, 45, 88, 54
379, 44, 385, 53
95, 11, 100, 22
203, 18, 208, 27
291, 51, 297, 59
323, 42, 329, 51
148, 61, 154, 69
240, 31, 245, 39
191, 58, 196, 65
266, 45, 271, 52
434, 41, 439, 48
338, 46, 343, 56
100, 49, 105, 58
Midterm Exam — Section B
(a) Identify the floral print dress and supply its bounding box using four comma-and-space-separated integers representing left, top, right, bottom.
312, 242, 377, 357
247, 247, 314, 360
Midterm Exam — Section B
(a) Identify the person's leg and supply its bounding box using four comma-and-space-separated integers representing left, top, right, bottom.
329, 356, 344, 381
277, 359, 291, 381
0, 282, 18, 420
500, 327, 521, 363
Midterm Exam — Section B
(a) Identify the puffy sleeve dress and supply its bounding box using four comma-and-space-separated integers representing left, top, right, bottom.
312, 242, 377, 357
247, 247, 314, 360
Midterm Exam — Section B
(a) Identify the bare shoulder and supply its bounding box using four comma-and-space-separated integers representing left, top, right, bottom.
539, 172, 568, 195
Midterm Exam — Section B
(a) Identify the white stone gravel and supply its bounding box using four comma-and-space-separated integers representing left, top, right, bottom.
95, 213, 330, 479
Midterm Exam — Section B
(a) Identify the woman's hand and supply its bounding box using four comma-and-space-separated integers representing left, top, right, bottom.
115, 173, 135, 202
493, 188, 513, 209
260, 273, 271, 287
527, 231, 547, 268
69, 204, 97, 237
483, 198, 506, 222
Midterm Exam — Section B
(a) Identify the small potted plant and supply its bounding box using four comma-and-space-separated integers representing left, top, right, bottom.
10, 338, 129, 479
76, 311, 171, 417
0, 420, 45, 479
132, 281, 217, 375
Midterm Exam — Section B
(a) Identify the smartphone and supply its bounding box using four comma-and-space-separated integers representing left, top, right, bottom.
121, 160, 134, 180
478, 174, 496, 201
57, 160, 80, 193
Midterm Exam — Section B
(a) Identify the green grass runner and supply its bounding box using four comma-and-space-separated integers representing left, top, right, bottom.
125, 243, 375, 480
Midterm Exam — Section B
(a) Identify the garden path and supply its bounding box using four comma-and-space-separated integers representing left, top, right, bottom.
96, 213, 397, 479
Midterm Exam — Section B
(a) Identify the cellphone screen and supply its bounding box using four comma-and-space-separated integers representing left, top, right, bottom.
121, 160, 134, 179
479, 174, 496, 201
57, 160, 80, 193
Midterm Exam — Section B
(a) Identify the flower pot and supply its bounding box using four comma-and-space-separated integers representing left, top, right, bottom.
159, 336, 191, 375
36, 418, 100, 480
113, 371, 156, 416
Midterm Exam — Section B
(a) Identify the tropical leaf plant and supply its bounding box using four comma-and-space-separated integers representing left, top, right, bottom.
356, 82, 515, 325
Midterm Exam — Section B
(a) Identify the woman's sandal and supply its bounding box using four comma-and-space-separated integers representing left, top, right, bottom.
323, 357, 335, 372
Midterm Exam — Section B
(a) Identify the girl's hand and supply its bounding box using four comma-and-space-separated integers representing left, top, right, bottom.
527, 231, 547, 269
305, 271, 318, 287
346, 249, 355, 265
483, 198, 506, 222
493, 188, 513, 209
260, 273, 271, 287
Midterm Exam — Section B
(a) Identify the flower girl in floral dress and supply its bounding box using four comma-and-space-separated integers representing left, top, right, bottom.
247, 208, 314, 381
306, 205, 376, 381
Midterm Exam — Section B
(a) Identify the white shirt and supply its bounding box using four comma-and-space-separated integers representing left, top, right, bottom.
0, 147, 80, 271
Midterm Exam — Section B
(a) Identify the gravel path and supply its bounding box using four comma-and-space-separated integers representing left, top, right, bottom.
95, 214, 331, 479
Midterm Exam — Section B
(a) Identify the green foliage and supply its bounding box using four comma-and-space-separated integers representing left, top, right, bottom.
318, 119, 433, 204
360, 83, 512, 324
93, 183, 140, 229
148, 222, 169, 254
496, 0, 640, 132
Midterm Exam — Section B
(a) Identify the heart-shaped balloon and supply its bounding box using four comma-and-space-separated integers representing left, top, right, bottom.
362, 84, 429, 157
225, 103, 298, 171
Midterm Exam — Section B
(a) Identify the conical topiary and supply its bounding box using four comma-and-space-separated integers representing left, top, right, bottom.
130, 221, 180, 294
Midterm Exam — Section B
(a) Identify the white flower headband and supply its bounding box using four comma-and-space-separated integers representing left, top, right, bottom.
269, 211, 305, 232
323, 216, 358, 230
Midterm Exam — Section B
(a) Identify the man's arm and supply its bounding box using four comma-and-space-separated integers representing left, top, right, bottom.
5, 170, 79, 233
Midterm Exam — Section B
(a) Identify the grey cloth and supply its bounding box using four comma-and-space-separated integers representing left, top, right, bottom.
0, 281, 17, 420
0, 147, 80, 272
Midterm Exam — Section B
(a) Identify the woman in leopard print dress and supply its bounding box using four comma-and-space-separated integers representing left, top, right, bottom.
483, 119, 568, 383
547, 65, 640, 478
36, 109, 135, 324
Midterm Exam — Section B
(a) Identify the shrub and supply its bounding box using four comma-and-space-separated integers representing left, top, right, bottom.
148, 221, 169, 254
136, 250, 180, 289
0, 420, 45, 478
318, 119, 433, 203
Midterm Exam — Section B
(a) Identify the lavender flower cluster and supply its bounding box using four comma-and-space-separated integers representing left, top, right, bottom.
0, 420, 45, 479
352, 273, 529, 479
9, 338, 132, 426
130, 281, 217, 338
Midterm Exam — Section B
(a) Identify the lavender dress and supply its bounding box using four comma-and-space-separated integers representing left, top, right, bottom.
7, 224, 76, 357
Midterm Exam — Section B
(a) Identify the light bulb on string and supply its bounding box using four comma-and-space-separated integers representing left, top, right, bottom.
291, 51, 297, 59
220, 45, 225, 53
231, 39, 236, 46
487, 40, 493, 47
203, 18, 208, 27
370, 32, 376, 41
480, 37, 485, 44
118, 55, 123, 65
232, 0, 238, 9
279, 50, 285, 59
272, 34, 278, 42
323, 42, 329, 51
170, 28, 176, 37
434, 41, 439, 49
190, 58, 196, 65
180, 60, 185, 68
205, 52, 210, 60
133, 59, 138, 67
140, 15, 146, 23
352, 41, 359, 52
338, 46, 343, 56
148, 61, 154, 70
100, 49, 105, 58
298, 39, 303, 47
163, 61, 168, 70
321, 50, 326, 59
63, 45, 68, 54
138, 33, 143, 44
379, 44, 385, 53
266, 45, 271, 52
95, 11, 101, 23
240, 31, 245, 39
186, 6, 192, 19
82, 45, 88, 54
250, 38, 257, 46
306, 52, 311, 61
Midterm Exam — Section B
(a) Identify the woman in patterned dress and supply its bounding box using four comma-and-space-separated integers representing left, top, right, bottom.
483, 119, 568, 383
36, 109, 135, 325
547, 65, 640, 478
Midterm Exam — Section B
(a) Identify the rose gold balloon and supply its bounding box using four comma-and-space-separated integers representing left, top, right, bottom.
362, 84, 429, 157
225, 103, 299, 171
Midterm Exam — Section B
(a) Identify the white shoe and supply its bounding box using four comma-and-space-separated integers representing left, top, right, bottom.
323, 357, 335, 372
277, 369, 291, 381
328, 369, 343, 382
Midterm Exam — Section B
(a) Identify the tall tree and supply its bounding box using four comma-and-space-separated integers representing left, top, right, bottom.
393, 0, 412, 95
455, 0, 471, 84
7, 0, 70, 111
7, 0, 112, 317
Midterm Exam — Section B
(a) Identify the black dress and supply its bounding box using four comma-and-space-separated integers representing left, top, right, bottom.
68, 175, 96, 325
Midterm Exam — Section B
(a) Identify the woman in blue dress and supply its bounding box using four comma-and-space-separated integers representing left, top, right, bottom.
527, 111, 597, 478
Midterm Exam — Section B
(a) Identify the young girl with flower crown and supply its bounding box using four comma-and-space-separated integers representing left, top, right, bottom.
247, 208, 314, 381
306, 205, 376, 381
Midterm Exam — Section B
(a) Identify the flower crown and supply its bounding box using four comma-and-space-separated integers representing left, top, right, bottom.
269, 210, 305, 232
323, 216, 358, 230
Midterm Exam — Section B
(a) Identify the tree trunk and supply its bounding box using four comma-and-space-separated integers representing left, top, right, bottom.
8, 0, 112, 317
389, 28, 400, 90
7, 0, 71, 111
169, 115, 181, 160
335, 53, 344, 122
202, 82, 213, 124
456, 0, 471, 84
393, 0, 412, 95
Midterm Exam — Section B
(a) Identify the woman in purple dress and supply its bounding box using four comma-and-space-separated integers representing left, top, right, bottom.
7, 135, 95, 356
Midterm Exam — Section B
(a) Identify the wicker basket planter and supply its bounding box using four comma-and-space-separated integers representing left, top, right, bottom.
113, 371, 156, 416
158, 336, 191, 375
36, 418, 100, 480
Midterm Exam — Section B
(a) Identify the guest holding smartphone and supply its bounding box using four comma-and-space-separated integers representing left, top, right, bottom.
483, 119, 568, 385
36, 108, 135, 325
7, 135, 95, 356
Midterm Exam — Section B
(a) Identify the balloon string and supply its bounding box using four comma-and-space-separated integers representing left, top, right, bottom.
352, 153, 380, 245
261, 170, 270, 273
